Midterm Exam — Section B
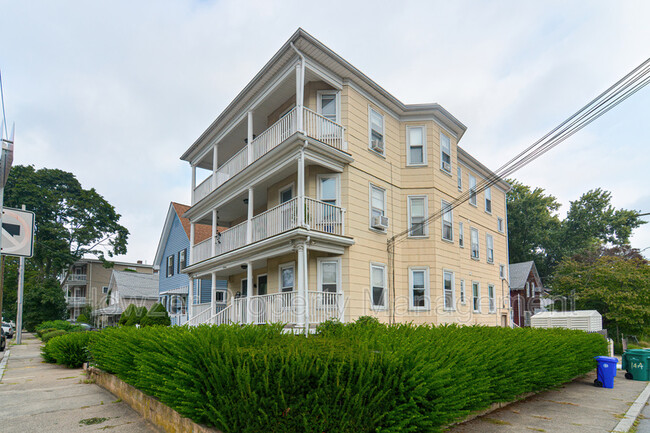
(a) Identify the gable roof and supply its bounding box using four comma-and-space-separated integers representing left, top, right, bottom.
509, 261, 542, 290
181, 28, 467, 163
109, 271, 159, 299
153, 202, 216, 268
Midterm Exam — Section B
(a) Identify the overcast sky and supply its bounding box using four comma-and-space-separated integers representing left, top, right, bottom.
1, 0, 649, 264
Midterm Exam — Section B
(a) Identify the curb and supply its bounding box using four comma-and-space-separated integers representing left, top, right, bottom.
611, 380, 650, 432
0, 349, 11, 381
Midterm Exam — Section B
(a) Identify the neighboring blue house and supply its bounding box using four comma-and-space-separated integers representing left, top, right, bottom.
153, 202, 226, 325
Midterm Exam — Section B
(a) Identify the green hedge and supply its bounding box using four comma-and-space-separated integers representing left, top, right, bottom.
36, 320, 83, 336
42, 329, 67, 342
140, 303, 171, 327
42, 332, 94, 368
87, 321, 606, 433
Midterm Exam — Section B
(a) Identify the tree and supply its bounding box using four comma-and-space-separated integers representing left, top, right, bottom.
22, 277, 69, 331
551, 246, 650, 338
1, 165, 129, 324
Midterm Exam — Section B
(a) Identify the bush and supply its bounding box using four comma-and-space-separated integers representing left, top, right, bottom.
88, 321, 606, 433
119, 304, 148, 326
76, 313, 90, 324
36, 320, 83, 335
140, 303, 171, 327
42, 329, 67, 342
36, 328, 57, 339
42, 332, 94, 368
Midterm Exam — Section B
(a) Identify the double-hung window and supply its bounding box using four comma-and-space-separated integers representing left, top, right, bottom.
472, 282, 480, 312
486, 234, 494, 263
178, 249, 187, 272
497, 217, 504, 233
499, 264, 506, 279
409, 267, 429, 310
459, 222, 465, 247
369, 107, 385, 154
407, 126, 426, 165
440, 132, 451, 173
470, 228, 480, 259
408, 196, 427, 237
460, 280, 466, 304
443, 270, 455, 311
280, 264, 295, 293
441, 200, 453, 241
370, 184, 387, 230
469, 174, 477, 206
370, 263, 386, 309
317, 91, 339, 123
488, 284, 496, 313
166, 255, 175, 278
319, 259, 339, 306
457, 166, 462, 191
485, 187, 492, 214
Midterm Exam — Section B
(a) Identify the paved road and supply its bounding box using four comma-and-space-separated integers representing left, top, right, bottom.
448, 371, 648, 433
637, 400, 650, 433
0, 332, 160, 433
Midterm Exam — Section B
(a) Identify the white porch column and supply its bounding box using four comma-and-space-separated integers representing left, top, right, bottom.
191, 164, 196, 203
298, 150, 305, 227
303, 243, 309, 335
211, 209, 217, 257
189, 278, 194, 319
295, 64, 304, 132
189, 222, 195, 264
247, 111, 254, 165
296, 242, 307, 330
211, 272, 217, 324
246, 187, 254, 244
212, 144, 218, 187
246, 262, 253, 324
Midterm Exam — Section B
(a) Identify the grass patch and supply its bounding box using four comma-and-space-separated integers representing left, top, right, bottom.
79, 417, 108, 425
112, 398, 122, 403
482, 418, 511, 425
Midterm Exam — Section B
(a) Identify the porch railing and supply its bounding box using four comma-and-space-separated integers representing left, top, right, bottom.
304, 197, 345, 236
66, 296, 87, 307
215, 220, 247, 256
68, 274, 87, 282
192, 107, 345, 205
193, 237, 213, 264
251, 197, 298, 243
308, 291, 343, 324
187, 302, 212, 327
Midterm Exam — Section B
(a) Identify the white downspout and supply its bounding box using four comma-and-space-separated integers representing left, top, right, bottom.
290, 42, 305, 132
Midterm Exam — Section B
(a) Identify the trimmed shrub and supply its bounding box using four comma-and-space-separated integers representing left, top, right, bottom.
42, 332, 94, 368
140, 303, 171, 327
119, 304, 148, 326
76, 313, 90, 324
88, 321, 606, 433
42, 329, 67, 342
36, 320, 81, 333
36, 327, 57, 339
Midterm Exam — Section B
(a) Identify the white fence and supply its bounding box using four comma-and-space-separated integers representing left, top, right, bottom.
251, 197, 298, 242
215, 221, 247, 256
187, 303, 212, 327
308, 291, 343, 324
303, 107, 345, 151
194, 174, 214, 203
251, 107, 297, 160
305, 197, 345, 235
193, 237, 213, 264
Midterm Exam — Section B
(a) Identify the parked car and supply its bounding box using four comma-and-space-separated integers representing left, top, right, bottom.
0, 328, 6, 352
73, 322, 96, 332
2, 322, 14, 339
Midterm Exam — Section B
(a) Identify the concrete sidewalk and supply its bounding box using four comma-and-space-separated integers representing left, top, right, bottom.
448, 371, 648, 433
0, 332, 160, 433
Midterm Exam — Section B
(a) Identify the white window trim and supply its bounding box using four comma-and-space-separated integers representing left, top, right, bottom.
472, 281, 481, 313
316, 90, 341, 124
278, 182, 295, 203
441, 199, 453, 242
240, 278, 248, 297
102, 286, 108, 294
317, 173, 341, 206
278, 261, 296, 292
368, 106, 385, 156
499, 264, 505, 279
440, 132, 452, 174
369, 183, 387, 232
486, 233, 494, 264
488, 284, 496, 313
457, 166, 462, 191
497, 217, 504, 233
370, 262, 388, 311
256, 273, 268, 296
470, 227, 480, 260
460, 280, 466, 305
443, 269, 456, 312
469, 174, 477, 207
406, 125, 427, 166
459, 221, 465, 248
409, 266, 430, 311
485, 187, 492, 214
407, 195, 428, 238
317, 257, 341, 293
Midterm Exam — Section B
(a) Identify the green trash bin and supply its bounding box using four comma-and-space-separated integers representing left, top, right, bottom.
622, 349, 650, 381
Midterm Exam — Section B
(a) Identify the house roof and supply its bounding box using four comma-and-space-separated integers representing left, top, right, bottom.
509, 261, 542, 290
153, 202, 223, 268
181, 28, 468, 163
110, 271, 159, 299
92, 304, 123, 316
160, 286, 189, 296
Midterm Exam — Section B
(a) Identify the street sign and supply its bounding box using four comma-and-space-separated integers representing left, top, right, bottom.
1, 207, 34, 257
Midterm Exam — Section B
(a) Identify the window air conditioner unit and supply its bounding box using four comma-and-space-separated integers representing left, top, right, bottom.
442, 161, 451, 172
372, 215, 389, 230
371, 139, 384, 153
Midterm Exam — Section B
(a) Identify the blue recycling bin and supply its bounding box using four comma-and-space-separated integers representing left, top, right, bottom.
594, 356, 618, 389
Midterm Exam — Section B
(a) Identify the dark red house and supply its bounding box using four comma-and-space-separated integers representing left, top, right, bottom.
509, 261, 544, 327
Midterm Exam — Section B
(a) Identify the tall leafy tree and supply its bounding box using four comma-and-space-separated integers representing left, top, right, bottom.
1, 165, 129, 323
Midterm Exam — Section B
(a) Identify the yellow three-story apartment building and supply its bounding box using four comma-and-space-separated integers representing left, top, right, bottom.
181, 29, 511, 330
